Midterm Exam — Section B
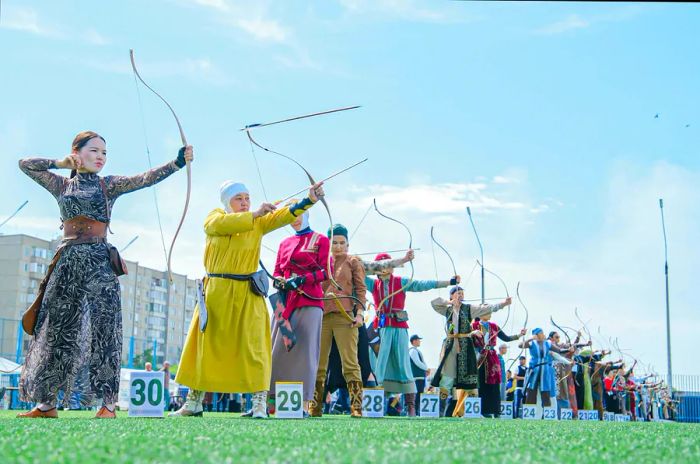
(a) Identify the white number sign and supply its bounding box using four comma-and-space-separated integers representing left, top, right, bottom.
275, 382, 303, 419
560, 408, 573, 420
543, 406, 558, 420
499, 401, 514, 419
615, 413, 627, 422
129, 371, 165, 417
463, 397, 482, 419
419, 394, 440, 418
522, 405, 538, 420
579, 409, 596, 421
362, 388, 385, 418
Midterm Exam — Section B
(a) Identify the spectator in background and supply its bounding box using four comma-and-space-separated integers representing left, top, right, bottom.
145, 362, 152, 372
409, 334, 429, 416
215, 393, 229, 413
160, 361, 171, 411
498, 344, 508, 402
203, 392, 214, 413
514, 356, 527, 418
505, 371, 516, 402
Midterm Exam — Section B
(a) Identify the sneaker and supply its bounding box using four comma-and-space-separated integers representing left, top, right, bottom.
251, 391, 268, 419
252, 404, 267, 419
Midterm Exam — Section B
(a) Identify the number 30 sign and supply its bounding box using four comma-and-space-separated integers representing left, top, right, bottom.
129, 371, 165, 417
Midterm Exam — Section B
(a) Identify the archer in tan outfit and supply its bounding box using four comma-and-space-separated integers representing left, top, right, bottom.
310, 224, 412, 417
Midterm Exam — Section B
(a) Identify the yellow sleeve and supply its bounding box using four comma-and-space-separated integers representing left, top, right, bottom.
258, 206, 297, 235
203, 208, 254, 236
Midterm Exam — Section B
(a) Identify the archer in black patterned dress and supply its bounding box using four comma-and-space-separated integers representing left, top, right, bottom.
17, 131, 192, 418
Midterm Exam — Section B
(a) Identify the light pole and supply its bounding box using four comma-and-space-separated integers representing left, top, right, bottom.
0, 200, 28, 230
659, 199, 672, 388
120, 235, 139, 253
466, 207, 484, 304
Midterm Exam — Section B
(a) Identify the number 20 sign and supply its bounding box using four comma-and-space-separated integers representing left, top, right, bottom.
275, 382, 304, 419
129, 371, 165, 417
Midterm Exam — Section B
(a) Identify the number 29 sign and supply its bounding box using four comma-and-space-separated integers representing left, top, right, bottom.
129, 371, 165, 417
275, 382, 304, 419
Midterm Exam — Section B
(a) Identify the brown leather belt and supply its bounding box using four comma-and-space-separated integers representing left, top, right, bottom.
62, 216, 108, 241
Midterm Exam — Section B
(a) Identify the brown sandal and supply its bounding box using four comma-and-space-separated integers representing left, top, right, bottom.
16, 407, 58, 418
94, 406, 116, 419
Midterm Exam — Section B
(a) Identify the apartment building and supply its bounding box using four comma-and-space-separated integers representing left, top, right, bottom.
0, 234, 197, 366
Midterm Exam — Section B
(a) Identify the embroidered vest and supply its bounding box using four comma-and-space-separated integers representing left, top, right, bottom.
371, 275, 406, 311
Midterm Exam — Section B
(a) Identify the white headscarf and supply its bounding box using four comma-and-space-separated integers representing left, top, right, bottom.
219, 181, 248, 212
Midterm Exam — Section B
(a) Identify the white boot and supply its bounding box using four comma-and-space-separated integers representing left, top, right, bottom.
168, 389, 204, 417
252, 391, 268, 419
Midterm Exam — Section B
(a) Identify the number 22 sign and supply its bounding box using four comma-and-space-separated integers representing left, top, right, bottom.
129, 371, 165, 417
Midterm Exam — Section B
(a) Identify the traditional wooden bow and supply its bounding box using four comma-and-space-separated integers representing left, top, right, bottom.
373, 198, 414, 316
130, 49, 190, 283
243, 106, 360, 294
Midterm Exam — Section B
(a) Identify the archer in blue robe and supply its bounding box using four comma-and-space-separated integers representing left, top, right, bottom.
523, 328, 566, 407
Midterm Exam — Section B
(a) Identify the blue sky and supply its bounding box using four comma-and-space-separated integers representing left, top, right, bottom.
1, 1, 698, 376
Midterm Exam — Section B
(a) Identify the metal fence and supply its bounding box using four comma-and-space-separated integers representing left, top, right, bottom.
0, 318, 22, 363
671, 375, 700, 423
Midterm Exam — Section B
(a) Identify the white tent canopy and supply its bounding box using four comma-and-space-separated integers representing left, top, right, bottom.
0, 357, 22, 374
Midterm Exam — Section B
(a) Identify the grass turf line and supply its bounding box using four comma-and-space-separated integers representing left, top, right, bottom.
1, 411, 699, 463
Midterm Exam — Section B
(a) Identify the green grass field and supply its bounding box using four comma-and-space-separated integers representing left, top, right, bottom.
1, 410, 699, 463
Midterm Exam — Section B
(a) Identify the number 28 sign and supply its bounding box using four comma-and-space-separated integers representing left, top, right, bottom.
129, 371, 165, 417
363, 388, 385, 418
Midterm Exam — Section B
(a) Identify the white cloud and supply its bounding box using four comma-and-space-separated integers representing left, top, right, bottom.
82, 56, 232, 86
339, 0, 465, 24
0, 6, 61, 37
492, 175, 518, 185
0, 6, 111, 45
189, 0, 229, 11
83, 29, 110, 46
233, 17, 287, 43
362, 182, 530, 216
177, 0, 289, 44
534, 6, 647, 36
534, 14, 590, 36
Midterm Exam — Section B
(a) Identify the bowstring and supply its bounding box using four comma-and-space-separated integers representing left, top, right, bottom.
349, 201, 373, 242
247, 132, 269, 203
132, 71, 168, 268
430, 236, 439, 281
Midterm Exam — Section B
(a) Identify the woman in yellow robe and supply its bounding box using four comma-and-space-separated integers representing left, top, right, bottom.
172, 180, 323, 418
